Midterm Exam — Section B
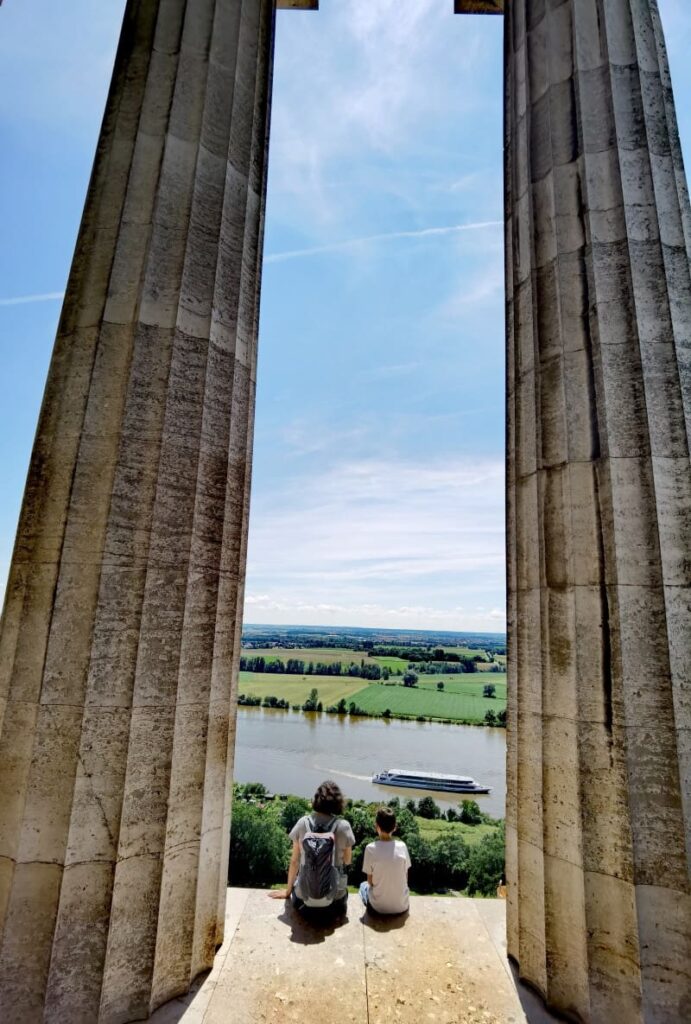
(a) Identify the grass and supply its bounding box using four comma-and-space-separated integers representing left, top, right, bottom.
237, 672, 365, 705
415, 817, 497, 847
370, 655, 410, 672
416, 673, 507, 698
346, 683, 506, 723
237, 671, 507, 722
242, 647, 365, 665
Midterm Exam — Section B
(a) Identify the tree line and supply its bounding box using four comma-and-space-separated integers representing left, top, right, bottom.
240, 656, 385, 680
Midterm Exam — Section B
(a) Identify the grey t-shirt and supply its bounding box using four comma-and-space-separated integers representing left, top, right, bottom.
363, 838, 411, 914
289, 813, 355, 899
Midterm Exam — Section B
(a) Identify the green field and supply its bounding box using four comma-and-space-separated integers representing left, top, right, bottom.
370, 655, 409, 671
417, 673, 507, 697
415, 817, 497, 847
345, 683, 505, 723
238, 672, 365, 705
241, 647, 358, 664
238, 669, 506, 722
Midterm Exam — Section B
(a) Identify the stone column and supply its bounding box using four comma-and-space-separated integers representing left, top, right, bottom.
505, 1, 691, 1021
0, 0, 277, 1020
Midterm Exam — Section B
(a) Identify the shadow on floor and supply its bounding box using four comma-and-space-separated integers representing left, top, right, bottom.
360, 908, 409, 931
277, 903, 350, 945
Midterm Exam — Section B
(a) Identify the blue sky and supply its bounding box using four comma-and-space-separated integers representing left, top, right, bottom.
1, 1, 690, 632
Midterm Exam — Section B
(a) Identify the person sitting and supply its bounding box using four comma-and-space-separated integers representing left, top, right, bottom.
270, 780, 355, 914
360, 806, 411, 915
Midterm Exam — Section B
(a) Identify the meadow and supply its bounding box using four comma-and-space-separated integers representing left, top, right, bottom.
239, 670, 505, 717
347, 683, 503, 723
238, 672, 365, 705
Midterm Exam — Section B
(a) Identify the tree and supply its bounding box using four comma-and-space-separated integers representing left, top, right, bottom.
437, 681, 445, 692
280, 796, 310, 833
302, 688, 319, 712
417, 796, 441, 820
434, 832, 470, 890
336, 697, 348, 714
484, 709, 497, 726
483, 683, 496, 698
467, 823, 505, 896
382, 666, 391, 681
229, 802, 290, 887
382, 708, 392, 718
405, 799, 417, 815
403, 671, 418, 687
459, 799, 482, 825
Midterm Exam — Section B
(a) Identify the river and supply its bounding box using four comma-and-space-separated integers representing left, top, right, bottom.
234, 708, 507, 818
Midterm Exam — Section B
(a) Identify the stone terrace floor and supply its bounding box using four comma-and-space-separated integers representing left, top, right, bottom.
149, 889, 562, 1024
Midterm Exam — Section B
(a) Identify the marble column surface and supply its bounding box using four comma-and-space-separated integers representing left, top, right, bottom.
504, 1, 691, 1022
0, 1, 275, 1020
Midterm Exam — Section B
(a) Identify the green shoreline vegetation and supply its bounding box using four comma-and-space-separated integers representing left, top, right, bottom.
229, 783, 505, 898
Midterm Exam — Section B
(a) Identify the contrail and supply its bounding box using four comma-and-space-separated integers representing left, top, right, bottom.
264, 220, 503, 264
0, 291, 64, 308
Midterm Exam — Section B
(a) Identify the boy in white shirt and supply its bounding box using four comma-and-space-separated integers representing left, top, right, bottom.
360, 806, 411, 915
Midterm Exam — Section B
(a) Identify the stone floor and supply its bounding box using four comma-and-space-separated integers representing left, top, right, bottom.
148, 889, 562, 1024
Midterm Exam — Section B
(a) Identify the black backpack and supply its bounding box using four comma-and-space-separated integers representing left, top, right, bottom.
299, 816, 339, 907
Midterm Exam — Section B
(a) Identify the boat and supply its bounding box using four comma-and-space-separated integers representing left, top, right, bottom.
372, 768, 491, 794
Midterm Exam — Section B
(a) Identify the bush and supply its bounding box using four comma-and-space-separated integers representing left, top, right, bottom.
459, 799, 482, 825
437, 681, 444, 691
467, 823, 505, 896
434, 832, 470, 890
484, 709, 497, 726
417, 796, 441, 820
229, 801, 290, 887
482, 684, 496, 698
279, 796, 311, 833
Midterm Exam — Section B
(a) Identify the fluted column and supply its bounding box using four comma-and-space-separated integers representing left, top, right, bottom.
505, 1, 691, 1021
0, 1, 275, 1020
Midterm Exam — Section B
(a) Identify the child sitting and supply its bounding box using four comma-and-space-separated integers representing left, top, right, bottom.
360, 806, 411, 915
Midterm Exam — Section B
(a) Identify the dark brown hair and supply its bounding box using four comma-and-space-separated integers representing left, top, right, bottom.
312, 780, 345, 815
375, 806, 396, 834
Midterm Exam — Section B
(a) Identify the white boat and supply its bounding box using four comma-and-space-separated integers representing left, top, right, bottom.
372, 768, 491, 795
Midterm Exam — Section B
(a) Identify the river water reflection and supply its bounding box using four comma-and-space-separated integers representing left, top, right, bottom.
235, 708, 507, 818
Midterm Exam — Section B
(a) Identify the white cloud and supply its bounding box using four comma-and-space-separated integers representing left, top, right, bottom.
244, 455, 506, 631
0, 292, 64, 308
264, 220, 502, 264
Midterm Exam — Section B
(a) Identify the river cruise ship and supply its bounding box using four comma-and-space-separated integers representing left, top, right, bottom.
372, 768, 491, 794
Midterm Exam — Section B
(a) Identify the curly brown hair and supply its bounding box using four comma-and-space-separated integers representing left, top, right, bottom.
312, 780, 345, 815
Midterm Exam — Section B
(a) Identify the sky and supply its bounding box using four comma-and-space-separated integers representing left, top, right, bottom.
1, 1, 690, 634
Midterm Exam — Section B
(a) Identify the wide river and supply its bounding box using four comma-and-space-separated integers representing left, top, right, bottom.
235, 708, 507, 818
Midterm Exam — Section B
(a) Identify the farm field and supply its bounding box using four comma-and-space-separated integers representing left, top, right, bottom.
237, 672, 365, 705
346, 683, 506, 723
416, 673, 507, 697
238, 671, 506, 721
415, 817, 498, 847
370, 655, 409, 672
241, 647, 374, 666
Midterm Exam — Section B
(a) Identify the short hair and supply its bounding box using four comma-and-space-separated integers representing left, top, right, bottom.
376, 806, 396, 833
312, 780, 345, 815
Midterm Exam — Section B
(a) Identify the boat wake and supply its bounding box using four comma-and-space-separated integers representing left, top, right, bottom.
314, 766, 372, 783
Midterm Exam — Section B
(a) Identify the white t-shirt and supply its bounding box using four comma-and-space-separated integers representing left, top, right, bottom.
363, 839, 411, 914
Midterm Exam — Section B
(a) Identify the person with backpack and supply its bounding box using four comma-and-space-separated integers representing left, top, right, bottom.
269, 780, 355, 914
